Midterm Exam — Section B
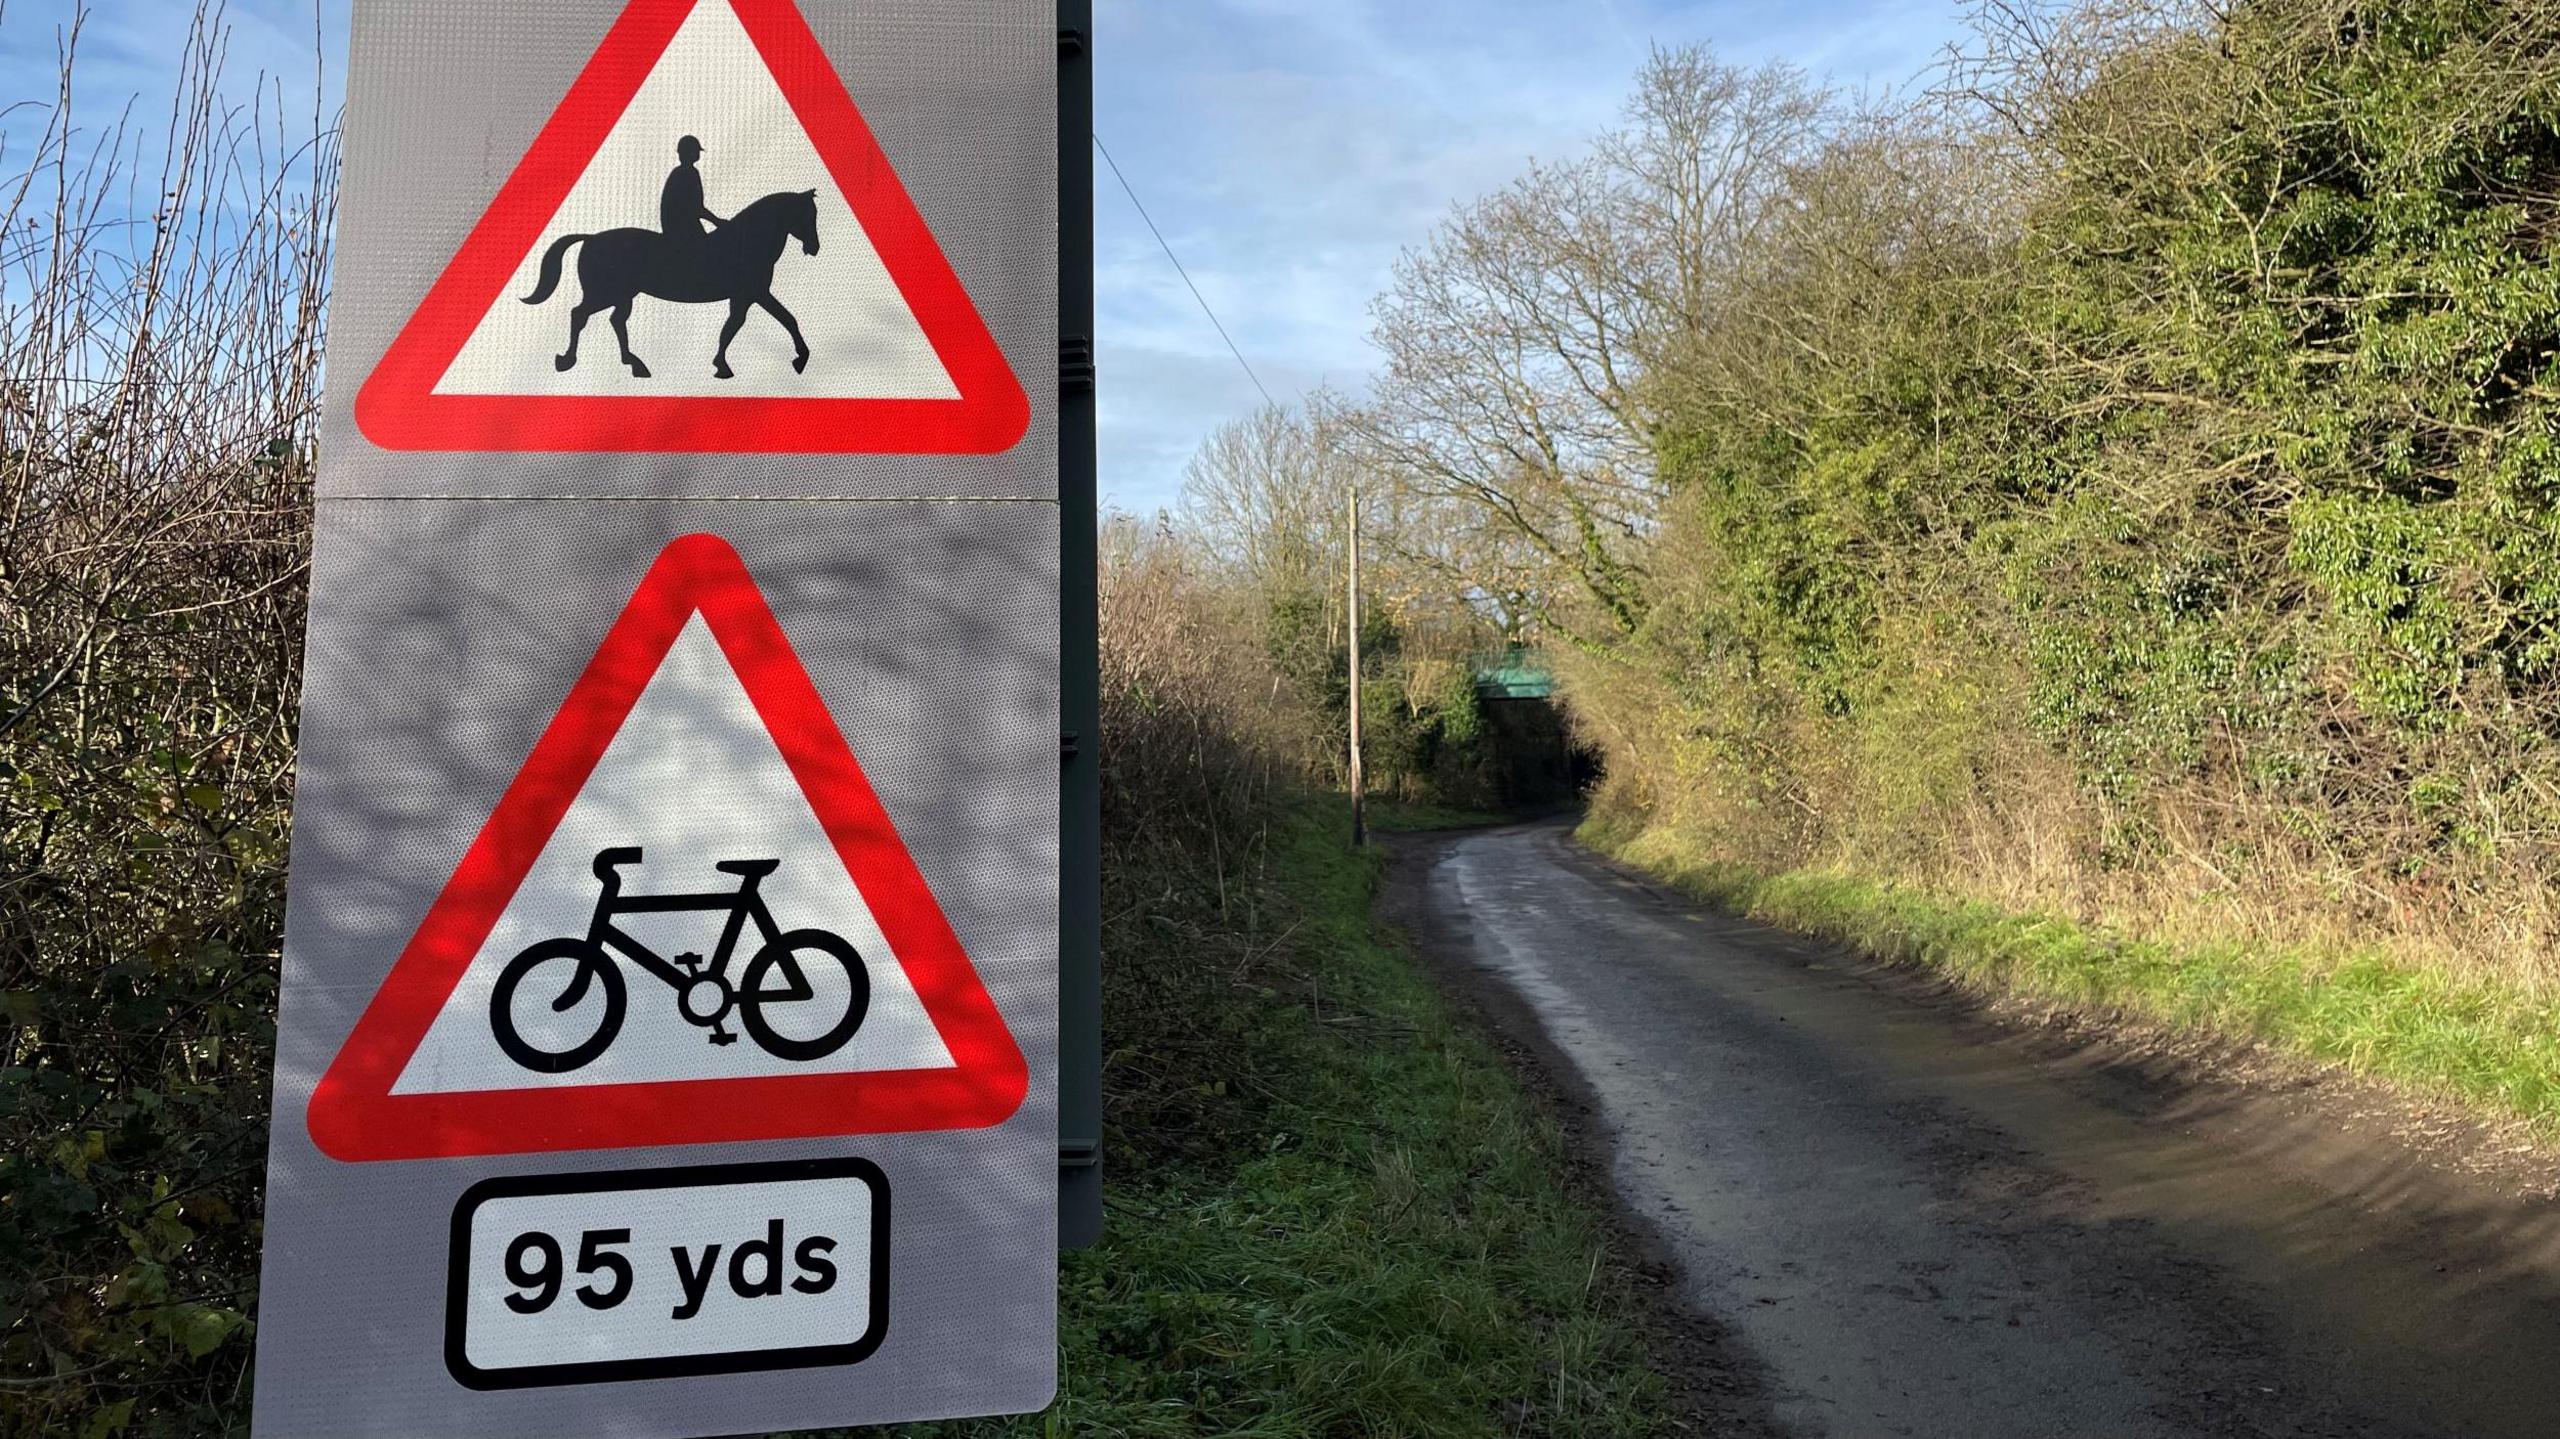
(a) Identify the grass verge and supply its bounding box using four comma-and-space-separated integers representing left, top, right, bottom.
874, 797, 1669, 1438
1584, 811, 2560, 1141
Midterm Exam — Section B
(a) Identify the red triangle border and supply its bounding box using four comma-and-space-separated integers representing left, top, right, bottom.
306, 533, 1030, 1162
352, 0, 1031, 455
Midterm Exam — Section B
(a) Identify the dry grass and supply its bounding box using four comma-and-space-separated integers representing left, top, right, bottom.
1095, 514, 1314, 867
0, 5, 337, 1435
1562, 630, 2560, 1140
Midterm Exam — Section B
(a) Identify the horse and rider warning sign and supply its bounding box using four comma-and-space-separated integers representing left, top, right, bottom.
354, 0, 1028, 453
251, 2, 1064, 1434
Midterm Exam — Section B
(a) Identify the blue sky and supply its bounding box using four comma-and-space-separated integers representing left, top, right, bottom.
0, 0, 1966, 512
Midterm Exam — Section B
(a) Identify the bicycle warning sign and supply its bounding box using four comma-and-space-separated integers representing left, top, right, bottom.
306, 533, 1027, 1162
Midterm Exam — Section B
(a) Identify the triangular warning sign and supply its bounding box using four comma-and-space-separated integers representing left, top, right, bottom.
353, 0, 1029, 454
307, 534, 1028, 1162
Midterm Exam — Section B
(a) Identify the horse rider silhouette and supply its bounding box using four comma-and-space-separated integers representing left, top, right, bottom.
521, 134, 821, 380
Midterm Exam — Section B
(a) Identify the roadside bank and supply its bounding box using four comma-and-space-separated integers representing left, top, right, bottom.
1584, 812, 2560, 1186
880, 798, 1677, 1438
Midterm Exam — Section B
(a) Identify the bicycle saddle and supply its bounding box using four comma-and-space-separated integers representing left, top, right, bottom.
714, 857, 781, 878
592, 845, 645, 879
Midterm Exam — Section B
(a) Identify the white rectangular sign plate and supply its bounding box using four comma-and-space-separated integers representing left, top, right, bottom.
446, 1158, 889, 1389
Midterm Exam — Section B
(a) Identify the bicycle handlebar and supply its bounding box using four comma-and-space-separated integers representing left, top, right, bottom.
592, 846, 644, 881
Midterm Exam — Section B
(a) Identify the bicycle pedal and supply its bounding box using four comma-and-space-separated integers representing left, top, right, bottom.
673, 951, 705, 973
708, 1030, 739, 1046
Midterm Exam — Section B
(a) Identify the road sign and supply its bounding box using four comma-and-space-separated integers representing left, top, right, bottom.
354, 0, 1027, 454
253, 2, 1060, 1434
306, 534, 1027, 1162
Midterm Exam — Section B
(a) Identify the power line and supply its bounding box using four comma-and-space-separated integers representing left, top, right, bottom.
1091, 131, 1275, 411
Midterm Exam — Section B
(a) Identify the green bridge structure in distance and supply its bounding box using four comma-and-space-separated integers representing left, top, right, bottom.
1465, 647, 1589, 804
1472, 646, 1556, 702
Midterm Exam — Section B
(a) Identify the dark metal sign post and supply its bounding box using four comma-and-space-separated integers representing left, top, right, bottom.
1057, 0, 1104, 1252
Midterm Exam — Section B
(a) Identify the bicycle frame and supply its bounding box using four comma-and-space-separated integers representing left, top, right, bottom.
584, 860, 782, 995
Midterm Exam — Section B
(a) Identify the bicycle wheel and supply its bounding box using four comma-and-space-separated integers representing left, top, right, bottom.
737, 928, 869, 1062
490, 937, 627, 1073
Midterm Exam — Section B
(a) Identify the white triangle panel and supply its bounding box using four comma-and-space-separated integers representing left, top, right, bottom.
432, 0, 960, 400
393, 615, 957, 1094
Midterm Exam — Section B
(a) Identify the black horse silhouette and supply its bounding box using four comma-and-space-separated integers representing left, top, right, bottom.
521, 188, 821, 380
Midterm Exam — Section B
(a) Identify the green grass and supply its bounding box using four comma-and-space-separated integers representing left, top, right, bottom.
861, 798, 1670, 1438
1360, 797, 1508, 833
1586, 813, 2560, 1139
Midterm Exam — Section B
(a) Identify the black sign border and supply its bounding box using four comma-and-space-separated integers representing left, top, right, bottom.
444, 1156, 890, 1391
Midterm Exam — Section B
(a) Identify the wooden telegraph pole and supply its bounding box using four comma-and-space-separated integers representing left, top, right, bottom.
1347, 483, 1365, 849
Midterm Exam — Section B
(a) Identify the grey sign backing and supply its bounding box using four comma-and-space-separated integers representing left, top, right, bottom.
252, 2, 1058, 1434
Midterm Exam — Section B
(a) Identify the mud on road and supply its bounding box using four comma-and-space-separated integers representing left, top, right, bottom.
1379, 820, 2560, 1439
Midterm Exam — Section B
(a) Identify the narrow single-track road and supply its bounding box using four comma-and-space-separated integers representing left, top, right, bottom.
1391, 820, 2560, 1439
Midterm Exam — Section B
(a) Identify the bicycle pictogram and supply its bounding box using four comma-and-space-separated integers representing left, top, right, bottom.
489, 846, 870, 1073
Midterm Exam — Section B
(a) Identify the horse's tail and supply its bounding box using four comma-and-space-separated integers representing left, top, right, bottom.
519, 233, 590, 305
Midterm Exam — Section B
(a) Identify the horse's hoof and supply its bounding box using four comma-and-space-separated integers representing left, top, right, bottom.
554, 353, 575, 373
714, 362, 734, 381
628, 360, 651, 379
792, 352, 809, 374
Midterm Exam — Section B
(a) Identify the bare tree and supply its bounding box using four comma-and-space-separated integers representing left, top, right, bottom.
1178, 400, 1348, 603
1350, 45, 1831, 641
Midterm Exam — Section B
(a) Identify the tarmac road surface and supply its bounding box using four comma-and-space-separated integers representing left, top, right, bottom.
1398, 820, 2560, 1439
